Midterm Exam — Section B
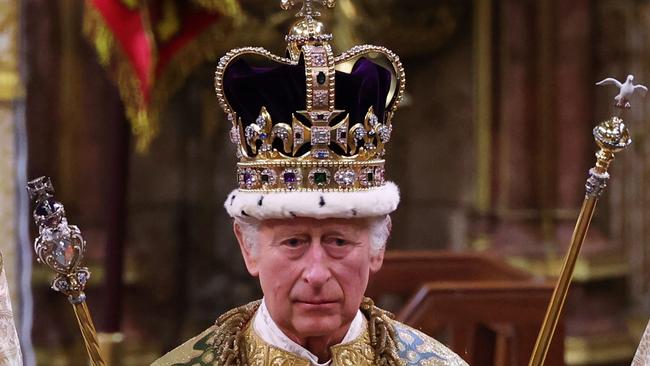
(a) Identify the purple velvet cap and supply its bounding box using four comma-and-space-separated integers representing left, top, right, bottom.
222, 56, 393, 126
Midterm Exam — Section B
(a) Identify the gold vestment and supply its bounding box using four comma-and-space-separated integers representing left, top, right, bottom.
152, 299, 467, 366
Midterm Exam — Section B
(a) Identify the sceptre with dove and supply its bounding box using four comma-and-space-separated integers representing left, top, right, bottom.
529, 75, 646, 366
596, 74, 648, 109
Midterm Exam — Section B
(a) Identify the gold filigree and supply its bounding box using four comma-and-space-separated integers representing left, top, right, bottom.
331, 331, 375, 365
244, 324, 311, 366
234, 106, 386, 162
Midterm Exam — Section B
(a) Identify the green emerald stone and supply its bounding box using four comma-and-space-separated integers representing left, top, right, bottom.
367, 172, 374, 182
317, 71, 326, 85
314, 172, 328, 184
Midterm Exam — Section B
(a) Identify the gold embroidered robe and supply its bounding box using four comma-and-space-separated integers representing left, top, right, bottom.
151, 300, 468, 366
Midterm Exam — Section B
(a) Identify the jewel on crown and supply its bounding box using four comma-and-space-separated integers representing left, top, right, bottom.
215, 0, 405, 192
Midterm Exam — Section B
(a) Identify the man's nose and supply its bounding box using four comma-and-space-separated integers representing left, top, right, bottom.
302, 242, 331, 287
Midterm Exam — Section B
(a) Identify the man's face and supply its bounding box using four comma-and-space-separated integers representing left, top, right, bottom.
235, 217, 385, 343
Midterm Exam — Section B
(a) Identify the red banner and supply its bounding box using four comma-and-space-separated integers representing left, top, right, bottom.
84, 0, 242, 151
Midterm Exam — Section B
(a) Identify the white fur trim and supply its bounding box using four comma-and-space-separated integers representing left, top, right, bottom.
224, 182, 400, 220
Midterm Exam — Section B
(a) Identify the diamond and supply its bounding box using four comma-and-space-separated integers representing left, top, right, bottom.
245, 125, 257, 141
334, 168, 356, 187
308, 168, 331, 187
53, 277, 69, 292
378, 125, 392, 143
312, 149, 330, 159
77, 270, 89, 285
354, 128, 366, 141
281, 168, 303, 189
49, 233, 75, 268
312, 53, 326, 66
369, 113, 379, 127
255, 114, 265, 126
311, 126, 330, 144
317, 71, 327, 85
229, 126, 240, 144
314, 90, 328, 106
273, 127, 289, 141
260, 143, 272, 152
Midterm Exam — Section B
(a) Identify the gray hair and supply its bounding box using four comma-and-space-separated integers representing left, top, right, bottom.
235, 215, 391, 254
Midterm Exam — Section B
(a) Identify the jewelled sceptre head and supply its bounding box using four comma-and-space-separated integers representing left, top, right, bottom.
27, 176, 105, 366
529, 76, 646, 366
27, 177, 90, 302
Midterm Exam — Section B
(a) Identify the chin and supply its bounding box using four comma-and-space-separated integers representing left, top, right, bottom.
292, 315, 343, 337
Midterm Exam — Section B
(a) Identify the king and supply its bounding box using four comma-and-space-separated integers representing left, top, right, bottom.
152, 1, 467, 365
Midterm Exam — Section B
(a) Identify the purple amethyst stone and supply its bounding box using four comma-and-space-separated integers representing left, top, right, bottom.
284, 172, 297, 183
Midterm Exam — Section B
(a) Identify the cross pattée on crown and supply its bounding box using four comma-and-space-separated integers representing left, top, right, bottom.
281, 0, 335, 17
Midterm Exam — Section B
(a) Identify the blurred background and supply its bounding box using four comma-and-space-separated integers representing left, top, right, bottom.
2, 0, 650, 365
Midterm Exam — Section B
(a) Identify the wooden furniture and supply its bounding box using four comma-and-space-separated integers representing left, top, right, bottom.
366, 251, 564, 366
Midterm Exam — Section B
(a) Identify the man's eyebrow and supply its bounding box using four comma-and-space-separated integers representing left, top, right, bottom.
270, 227, 309, 239
321, 228, 359, 237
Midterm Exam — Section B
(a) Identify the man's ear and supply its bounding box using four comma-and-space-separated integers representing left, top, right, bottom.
369, 247, 385, 273
370, 215, 391, 273
234, 221, 259, 277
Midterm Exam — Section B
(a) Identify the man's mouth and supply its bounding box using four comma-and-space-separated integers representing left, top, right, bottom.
294, 299, 338, 305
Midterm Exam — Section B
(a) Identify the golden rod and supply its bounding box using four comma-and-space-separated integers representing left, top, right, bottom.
528, 197, 597, 366
73, 301, 106, 366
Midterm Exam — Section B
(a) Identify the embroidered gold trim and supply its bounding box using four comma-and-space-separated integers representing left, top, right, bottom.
203, 298, 403, 366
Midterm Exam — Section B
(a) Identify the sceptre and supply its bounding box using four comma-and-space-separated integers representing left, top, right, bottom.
528, 75, 647, 366
27, 176, 106, 366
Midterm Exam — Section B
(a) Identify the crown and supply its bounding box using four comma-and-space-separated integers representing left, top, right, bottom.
215, 0, 405, 193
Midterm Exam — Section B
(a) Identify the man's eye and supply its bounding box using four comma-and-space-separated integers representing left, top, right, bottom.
283, 238, 304, 247
327, 238, 349, 247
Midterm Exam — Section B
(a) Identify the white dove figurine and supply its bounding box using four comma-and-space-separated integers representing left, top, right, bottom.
596, 74, 648, 109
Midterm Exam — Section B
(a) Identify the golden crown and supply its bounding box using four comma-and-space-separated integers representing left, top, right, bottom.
215, 0, 405, 192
